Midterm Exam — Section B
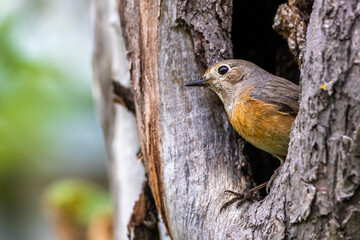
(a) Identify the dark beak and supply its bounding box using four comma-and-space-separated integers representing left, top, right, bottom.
185, 77, 210, 87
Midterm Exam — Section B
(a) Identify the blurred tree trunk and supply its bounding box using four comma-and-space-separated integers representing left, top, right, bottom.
92, 0, 162, 239
94, 0, 360, 239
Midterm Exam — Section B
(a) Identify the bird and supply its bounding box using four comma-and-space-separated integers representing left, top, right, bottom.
185, 59, 299, 210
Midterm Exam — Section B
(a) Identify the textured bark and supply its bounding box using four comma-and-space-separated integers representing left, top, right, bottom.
114, 0, 360, 239
273, 0, 314, 66
176, 0, 233, 65
285, 0, 360, 237
118, 0, 252, 238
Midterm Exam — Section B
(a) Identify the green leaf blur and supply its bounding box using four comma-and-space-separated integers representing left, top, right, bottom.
0, 2, 108, 239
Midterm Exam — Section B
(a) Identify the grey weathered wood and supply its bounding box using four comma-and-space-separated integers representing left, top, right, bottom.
114, 0, 360, 239
118, 0, 253, 238
284, 0, 360, 237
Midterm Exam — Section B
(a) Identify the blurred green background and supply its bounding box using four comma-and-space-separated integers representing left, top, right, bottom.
0, 0, 109, 239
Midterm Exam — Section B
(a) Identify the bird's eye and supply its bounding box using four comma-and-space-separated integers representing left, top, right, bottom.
218, 66, 229, 75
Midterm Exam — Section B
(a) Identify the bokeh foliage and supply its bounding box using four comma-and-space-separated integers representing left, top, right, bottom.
0, 3, 108, 239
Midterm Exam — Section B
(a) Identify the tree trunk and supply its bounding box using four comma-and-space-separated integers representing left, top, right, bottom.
92, 0, 162, 239
94, 0, 360, 238
117, 0, 256, 238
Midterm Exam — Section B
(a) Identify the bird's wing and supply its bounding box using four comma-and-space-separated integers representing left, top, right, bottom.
250, 76, 300, 116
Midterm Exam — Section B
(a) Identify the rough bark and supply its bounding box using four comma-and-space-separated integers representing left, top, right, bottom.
285, 0, 360, 237
118, 0, 253, 238
273, 0, 314, 66
114, 0, 360, 239
176, 0, 233, 65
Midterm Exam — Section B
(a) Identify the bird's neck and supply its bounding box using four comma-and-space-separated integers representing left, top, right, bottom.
210, 87, 235, 113
211, 84, 247, 116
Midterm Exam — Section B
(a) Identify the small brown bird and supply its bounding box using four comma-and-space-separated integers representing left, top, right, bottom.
185, 59, 299, 209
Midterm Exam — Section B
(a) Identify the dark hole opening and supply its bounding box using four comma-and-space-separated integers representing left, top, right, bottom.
232, 0, 300, 196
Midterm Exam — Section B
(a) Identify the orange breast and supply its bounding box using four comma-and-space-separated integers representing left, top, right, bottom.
228, 88, 295, 158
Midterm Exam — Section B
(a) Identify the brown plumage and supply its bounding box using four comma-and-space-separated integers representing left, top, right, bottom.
230, 87, 296, 160
185, 59, 299, 209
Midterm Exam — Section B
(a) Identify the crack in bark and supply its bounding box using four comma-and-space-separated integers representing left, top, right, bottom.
127, 181, 160, 240
112, 80, 136, 114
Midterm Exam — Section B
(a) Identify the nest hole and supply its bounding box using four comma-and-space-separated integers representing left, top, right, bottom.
232, 0, 299, 195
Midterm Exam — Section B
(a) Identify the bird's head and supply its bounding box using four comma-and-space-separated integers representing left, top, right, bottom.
185, 59, 263, 108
